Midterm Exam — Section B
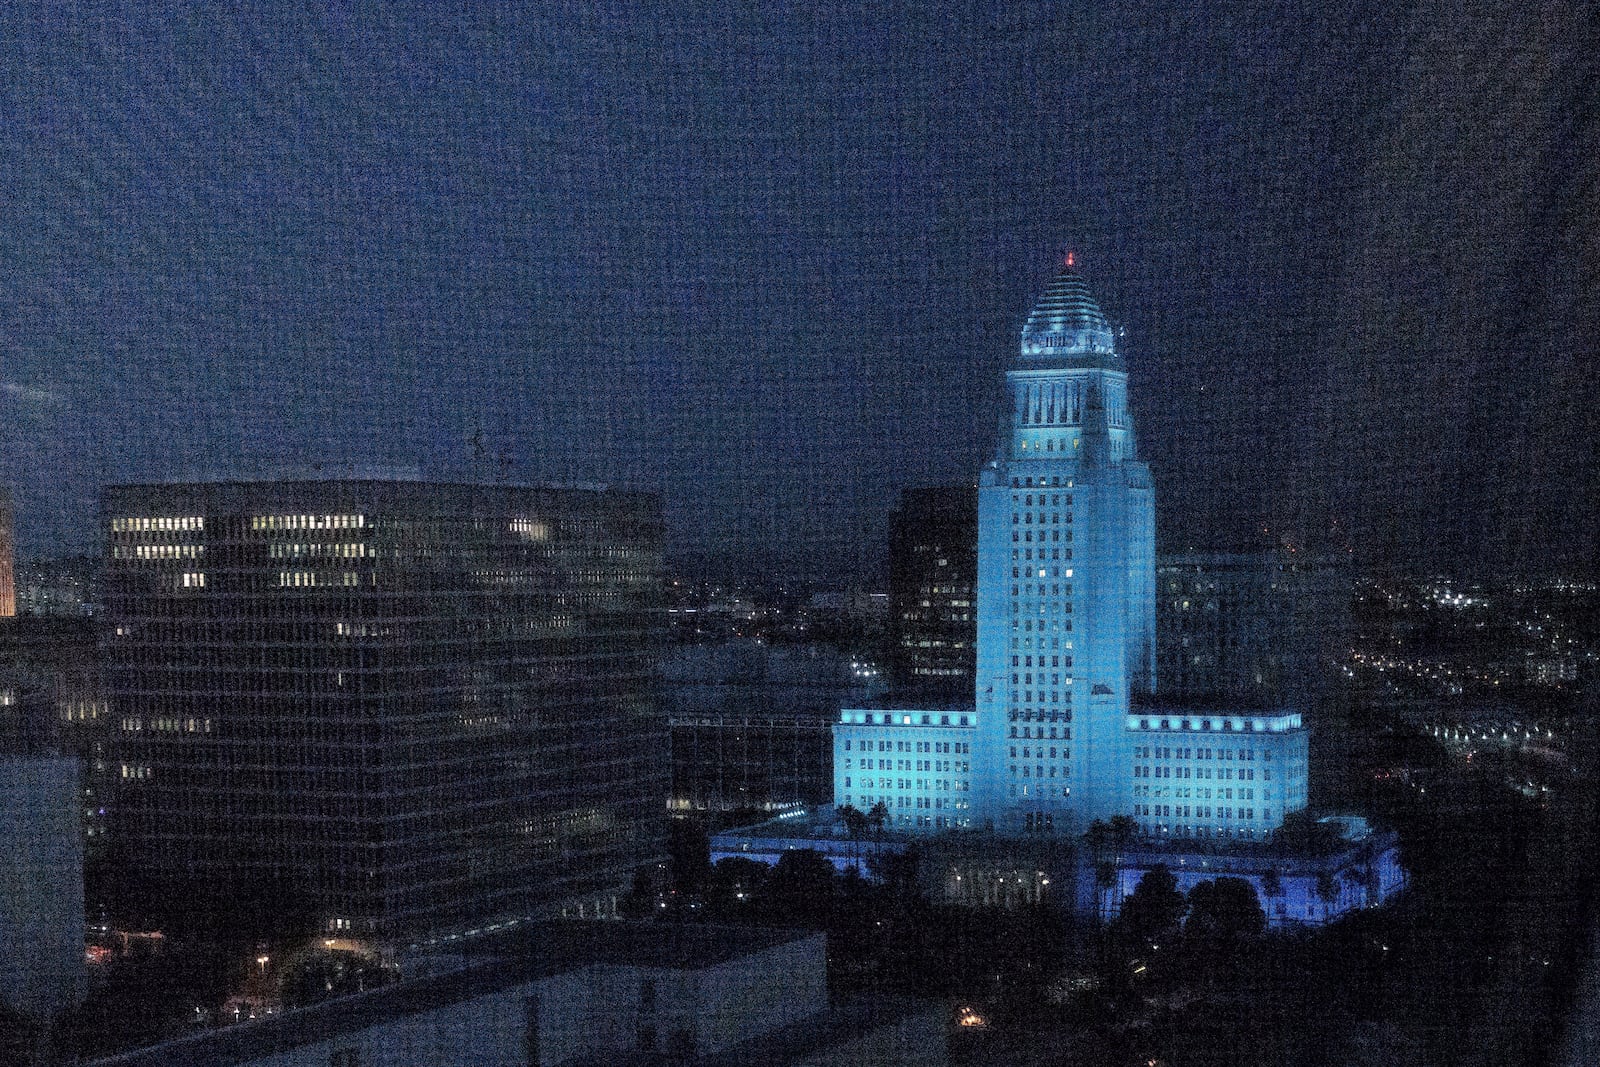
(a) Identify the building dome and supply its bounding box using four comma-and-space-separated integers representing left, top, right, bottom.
1020, 252, 1116, 358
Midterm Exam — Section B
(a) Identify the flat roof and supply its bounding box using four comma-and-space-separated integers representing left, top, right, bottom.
91, 922, 816, 1067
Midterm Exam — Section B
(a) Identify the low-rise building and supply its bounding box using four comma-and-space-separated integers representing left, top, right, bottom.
89, 923, 945, 1067
833, 708, 977, 831
1125, 708, 1309, 841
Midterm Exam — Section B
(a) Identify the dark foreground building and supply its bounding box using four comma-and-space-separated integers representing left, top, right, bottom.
87, 923, 944, 1067
102, 480, 665, 939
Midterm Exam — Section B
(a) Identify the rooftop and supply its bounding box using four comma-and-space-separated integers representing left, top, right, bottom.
1019, 255, 1117, 358
91, 922, 815, 1067
838, 707, 976, 728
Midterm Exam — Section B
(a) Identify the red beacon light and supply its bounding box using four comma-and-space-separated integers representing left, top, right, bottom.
1064, 250, 1078, 268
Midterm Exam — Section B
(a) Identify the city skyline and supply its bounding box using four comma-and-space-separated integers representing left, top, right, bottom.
0, 3, 1594, 582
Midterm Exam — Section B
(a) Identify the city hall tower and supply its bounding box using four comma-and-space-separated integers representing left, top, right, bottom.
971, 254, 1155, 830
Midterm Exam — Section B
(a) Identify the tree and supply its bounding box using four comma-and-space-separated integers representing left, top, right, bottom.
1185, 877, 1265, 944
768, 849, 837, 923
1342, 865, 1370, 908
1107, 815, 1139, 856
1259, 868, 1285, 923
1116, 864, 1187, 944
620, 867, 655, 919
871, 844, 922, 901
837, 803, 869, 839
668, 818, 710, 895
1093, 861, 1120, 922
1315, 871, 1341, 910
867, 801, 890, 833
1086, 818, 1111, 857
707, 857, 769, 912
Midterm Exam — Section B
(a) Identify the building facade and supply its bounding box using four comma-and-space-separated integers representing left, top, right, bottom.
14, 555, 100, 618
0, 617, 111, 852
91, 924, 868, 1067
832, 257, 1307, 840
669, 713, 832, 816
102, 480, 665, 939
1126, 709, 1308, 840
833, 708, 977, 830
0, 756, 86, 1023
972, 257, 1156, 831
888, 487, 977, 700
1156, 550, 1350, 705
0, 487, 15, 618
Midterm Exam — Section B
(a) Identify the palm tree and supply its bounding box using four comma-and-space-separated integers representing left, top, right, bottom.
837, 804, 868, 839
1085, 819, 1111, 859
837, 803, 869, 875
1342, 865, 1370, 908
1107, 815, 1139, 853
1259, 868, 1285, 925
867, 800, 890, 835
1095, 861, 1120, 922
1315, 871, 1340, 919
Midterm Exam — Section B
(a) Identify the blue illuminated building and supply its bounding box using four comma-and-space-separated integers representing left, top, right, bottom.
834, 708, 977, 830
832, 256, 1308, 840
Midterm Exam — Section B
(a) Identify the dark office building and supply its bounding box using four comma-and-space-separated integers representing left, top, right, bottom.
102, 480, 665, 939
669, 714, 833, 817
0, 616, 110, 853
887, 487, 977, 700
0, 487, 14, 618
1156, 550, 1351, 705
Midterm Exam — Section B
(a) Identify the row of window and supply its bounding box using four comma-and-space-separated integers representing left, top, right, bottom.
278, 571, 364, 588
1012, 549, 1070, 567
1013, 585, 1073, 602
1011, 764, 1069, 779
846, 759, 970, 774
844, 794, 971, 810
1012, 655, 1072, 669
1010, 605, 1074, 625
111, 517, 204, 532
1009, 721, 1072, 735
1010, 745, 1069, 759
841, 739, 972, 754
1137, 803, 1260, 821
1011, 690, 1071, 706
119, 716, 213, 734
252, 515, 367, 531
1134, 745, 1267, 762
1015, 437, 1080, 452
844, 778, 970, 793
1134, 785, 1260, 802
112, 544, 205, 560
268, 542, 370, 559
1135, 765, 1264, 781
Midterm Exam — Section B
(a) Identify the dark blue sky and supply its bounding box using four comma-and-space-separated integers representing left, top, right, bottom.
1, 2, 1594, 580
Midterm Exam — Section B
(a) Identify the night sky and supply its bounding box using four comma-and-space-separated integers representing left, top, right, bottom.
1, 2, 1594, 581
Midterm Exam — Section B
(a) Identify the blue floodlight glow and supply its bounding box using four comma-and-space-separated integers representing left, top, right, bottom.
830, 258, 1308, 841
